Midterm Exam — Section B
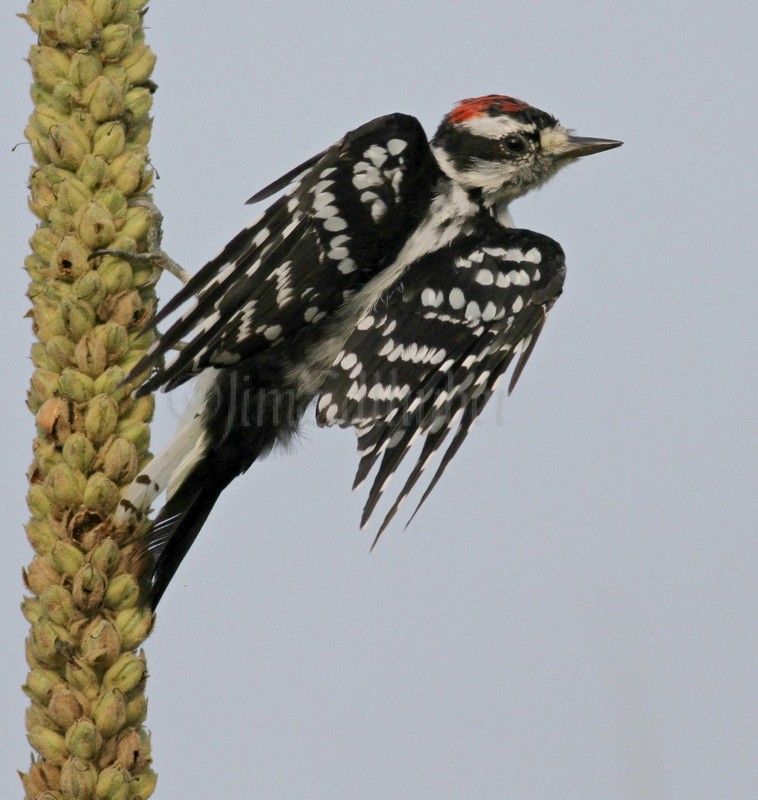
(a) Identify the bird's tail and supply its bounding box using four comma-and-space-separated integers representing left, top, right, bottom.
116, 368, 303, 607
143, 458, 230, 608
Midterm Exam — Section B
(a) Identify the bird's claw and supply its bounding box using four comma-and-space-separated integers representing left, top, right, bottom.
89, 198, 192, 285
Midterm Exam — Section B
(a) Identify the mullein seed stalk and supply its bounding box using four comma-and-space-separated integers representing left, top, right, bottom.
20, 1, 161, 797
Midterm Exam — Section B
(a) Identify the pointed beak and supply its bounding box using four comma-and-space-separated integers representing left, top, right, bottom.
562, 136, 623, 158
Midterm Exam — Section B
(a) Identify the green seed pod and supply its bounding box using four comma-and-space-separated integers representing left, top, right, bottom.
32, 438, 59, 475
34, 298, 67, 339
31, 224, 62, 263
89, 536, 119, 574
62, 432, 96, 472
121, 43, 156, 85
89, 0, 130, 25
84, 394, 119, 444
28, 368, 60, 411
31, 341, 54, 370
27, 254, 52, 283
77, 153, 108, 190
109, 149, 147, 195
129, 116, 153, 147
47, 206, 77, 237
55, 1, 99, 50
73, 270, 107, 309
103, 652, 145, 693
50, 539, 86, 578
29, 44, 72, 90
56, 175, 92, 216
68, 51, 102, 88
75, 333, 108, 377
34, 102, 69, 136
50, 79, 81, 115
46, 336, 76, 371
30, 618, 74, 667
46, 121, 91, 170
128, 768, 157, 799
93, 121, 126, 161
26, 701, 57, 732
138, 166, 154, 193
22, 596, 44, 624
83, 472, 119, 514
60, 755, 98, 800
131, 260, 156, 288
48, 685, 88, 730
29, 0, 65, 22
27, 484, 56, 521
72, 563, 108, 610
65, 657, 99, 699
29, 173, 59, 221
94, 321, 129, 361
77, 200, 117, 250
114, 606, 153, 650
102, 437, 139, 483
93, 365, 126, 397
64, 717, 104, 760
46, 464, 86, 509
60, 295, 96, 338
114, 420, 149, 453
28, 724, 69, 763
33, 444, 60, 482
71, 106, 99, 139
26, 517, 62, 556
24, 667, 65, 704
101, 22, 133, 59
123, 86, 152, 124
27, 124, 52, 164
96, 256, 133, 294
103, 573, 140, 610
93, 688, 127, 737
80, 617, 121, 668
94, 764, 131, 800
122, 393, 153, 423
43, 278, 73, 304
93, 184, 128, 221
119, 206, 149, 243
59, 368, 96, 403
83, 75, 125, 123
40, 583, 76, 625
51, 236, 91, 282
102, 62, 129, 94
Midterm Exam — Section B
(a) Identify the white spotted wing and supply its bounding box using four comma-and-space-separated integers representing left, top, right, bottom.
317, 229, 566, 539
132, 114, 438, 394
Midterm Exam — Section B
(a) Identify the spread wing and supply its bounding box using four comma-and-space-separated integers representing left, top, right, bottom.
316, 229, 566, 540
131, 113, 439, 394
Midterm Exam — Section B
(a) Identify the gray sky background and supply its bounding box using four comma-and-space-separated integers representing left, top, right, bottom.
2, 2, 756, 798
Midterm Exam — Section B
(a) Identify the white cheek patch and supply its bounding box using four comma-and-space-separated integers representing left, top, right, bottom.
540, 124, 571, 156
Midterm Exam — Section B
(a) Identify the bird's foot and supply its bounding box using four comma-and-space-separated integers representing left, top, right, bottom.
89, 198, 192, 285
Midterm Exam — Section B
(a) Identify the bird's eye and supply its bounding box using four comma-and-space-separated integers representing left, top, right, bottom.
502, 135, 527, 154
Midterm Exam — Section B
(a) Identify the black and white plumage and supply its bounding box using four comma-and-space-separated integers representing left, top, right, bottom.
115, 95, 621, 607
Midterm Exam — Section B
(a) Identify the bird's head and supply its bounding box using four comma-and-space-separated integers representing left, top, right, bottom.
431, 95, 621, 204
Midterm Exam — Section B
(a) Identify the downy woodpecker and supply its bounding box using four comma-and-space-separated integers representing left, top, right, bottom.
114, 95, 621, 607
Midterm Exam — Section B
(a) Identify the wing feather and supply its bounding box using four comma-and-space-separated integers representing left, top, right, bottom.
317, 228, 566, 536
132, 113, 438, 395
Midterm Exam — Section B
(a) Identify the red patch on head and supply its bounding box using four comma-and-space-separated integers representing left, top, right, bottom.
447, 95, 531, 124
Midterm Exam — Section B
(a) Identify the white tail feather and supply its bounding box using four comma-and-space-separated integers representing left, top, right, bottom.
114, 369, 215, 522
